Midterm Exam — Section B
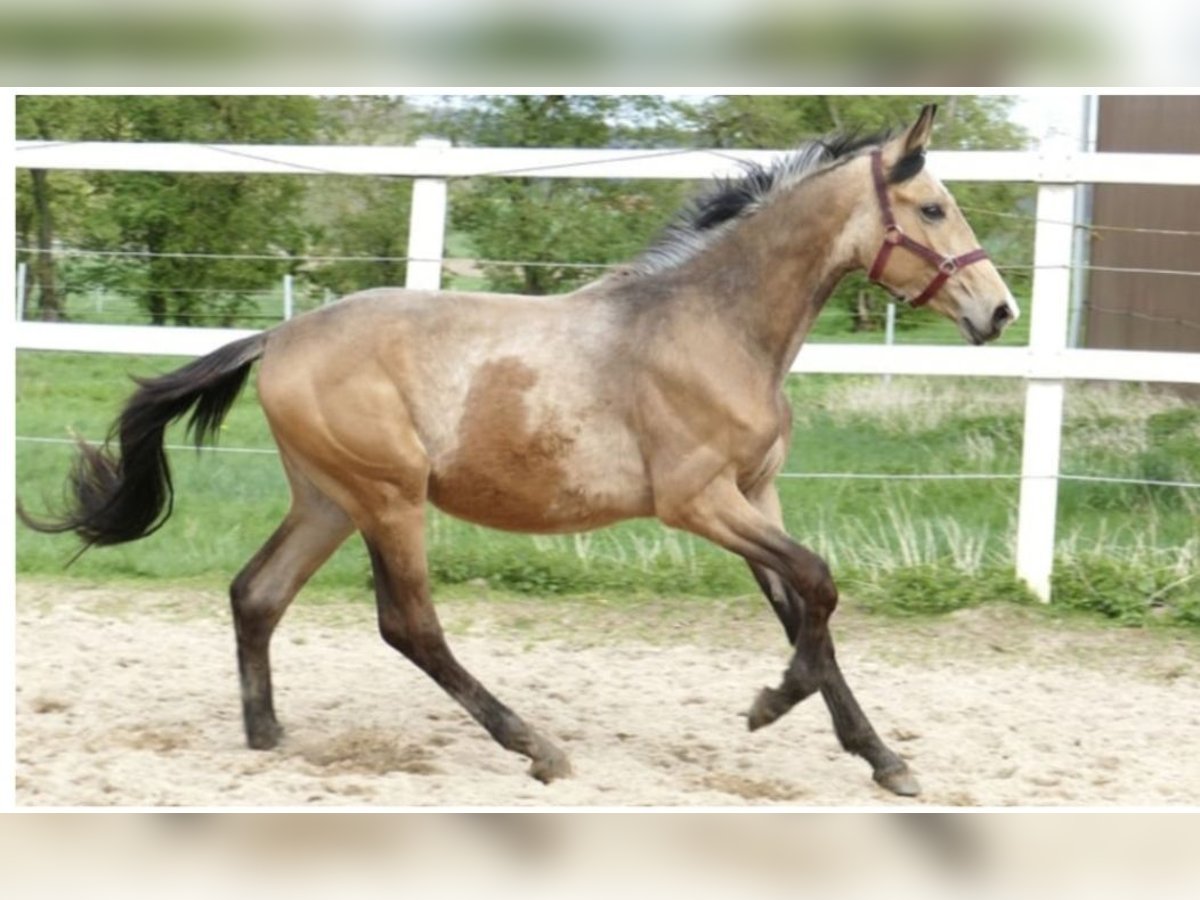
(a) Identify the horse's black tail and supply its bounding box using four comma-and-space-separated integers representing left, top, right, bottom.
18, 333, 268, 553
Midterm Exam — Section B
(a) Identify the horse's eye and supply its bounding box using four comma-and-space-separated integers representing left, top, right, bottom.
920, 203, 946, 222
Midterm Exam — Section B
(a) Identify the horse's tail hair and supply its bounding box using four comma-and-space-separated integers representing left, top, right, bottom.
18, 333, 268, 555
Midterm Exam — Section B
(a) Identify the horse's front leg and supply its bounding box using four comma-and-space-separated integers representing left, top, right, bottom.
743, 480, 802, 646
663, 475, 919, 797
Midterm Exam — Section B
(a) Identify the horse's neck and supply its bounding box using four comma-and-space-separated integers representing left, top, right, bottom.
682, 169, 861, 382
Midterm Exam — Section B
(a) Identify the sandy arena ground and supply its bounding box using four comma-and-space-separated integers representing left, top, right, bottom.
15, 580, 1200, 807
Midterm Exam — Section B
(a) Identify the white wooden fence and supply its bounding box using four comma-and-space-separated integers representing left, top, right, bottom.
14, 135, 1200, 602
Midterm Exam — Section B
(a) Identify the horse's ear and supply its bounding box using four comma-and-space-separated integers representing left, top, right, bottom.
887, 103, 936, 183
904, 103, 937, 156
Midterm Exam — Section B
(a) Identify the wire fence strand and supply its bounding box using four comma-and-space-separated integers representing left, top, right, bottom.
1087, 305, 1200, 331
957, 202, 1200, 238
16, 245, 1200, 282
14, 436, 1200, 489
19, 140, 767, 182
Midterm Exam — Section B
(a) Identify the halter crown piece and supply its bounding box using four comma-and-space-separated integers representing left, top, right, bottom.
866, 149, 989, 308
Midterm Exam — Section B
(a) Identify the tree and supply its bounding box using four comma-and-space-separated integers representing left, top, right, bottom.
433, 95, 692, 295
15, 96, 96, 321
17, 95, 321, 325
303, 97, 419, 297
17, 94, 1031, 331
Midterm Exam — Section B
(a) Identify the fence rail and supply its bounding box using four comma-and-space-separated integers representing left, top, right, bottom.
14, 134, 1200, 602
18, 140, 1200, 187
13, 320, 1200, 385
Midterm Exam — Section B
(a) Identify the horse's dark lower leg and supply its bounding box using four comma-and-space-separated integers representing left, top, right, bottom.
747, 546, 919, 795
364, 532, 570, 783
820, 655, 919, 795
745, 578, 823, 732
230, 499, 352, 749
748, 562, 801, 646
664, 477, 917, 794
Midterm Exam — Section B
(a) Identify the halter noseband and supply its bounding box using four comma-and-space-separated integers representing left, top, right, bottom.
867, 149, 989, 308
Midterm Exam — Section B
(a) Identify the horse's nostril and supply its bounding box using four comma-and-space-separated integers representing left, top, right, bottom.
993, 304, 1012, 326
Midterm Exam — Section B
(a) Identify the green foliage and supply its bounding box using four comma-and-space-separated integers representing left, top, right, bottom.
684, 95, 1025, 154
1141, 408, 1200, 505
1061, 404, 1200, 515
437, 95, 691, 294
18, 95, 323, 325
426, 530, 751, 598
1051, 560, 1153, 624
432, 94, 1031, 302
18, 95, 430, 322
19, 94, 1033, 330
302, 97, 422, 295
302, 176, 414, 296
853, 565, 1037, 617
848, 552, 1200, 630
1051, 557, 1200, 627
1173, 594, 1200, 627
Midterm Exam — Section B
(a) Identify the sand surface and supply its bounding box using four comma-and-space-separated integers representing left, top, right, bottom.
15, 580, 1200, 807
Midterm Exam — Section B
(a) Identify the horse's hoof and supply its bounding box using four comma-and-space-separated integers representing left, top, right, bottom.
746, 687, 788, 731
874, 765, 921, 797
246, 722, 283, 750
529, 749, 572, 784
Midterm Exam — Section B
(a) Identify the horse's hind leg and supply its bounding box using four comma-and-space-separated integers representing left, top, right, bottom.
362, 504, 571, 783
230, 462, 353, 749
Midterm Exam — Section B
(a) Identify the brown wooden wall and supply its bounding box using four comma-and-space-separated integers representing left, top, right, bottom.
1085, 96, 1200, 354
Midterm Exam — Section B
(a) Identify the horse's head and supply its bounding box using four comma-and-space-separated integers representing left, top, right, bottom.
857, 104, 1019, 345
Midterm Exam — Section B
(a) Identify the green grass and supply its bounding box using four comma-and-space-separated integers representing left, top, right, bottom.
15, 348, 1199, 627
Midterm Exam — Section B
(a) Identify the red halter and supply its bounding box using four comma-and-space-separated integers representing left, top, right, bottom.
867, 149, 989, 308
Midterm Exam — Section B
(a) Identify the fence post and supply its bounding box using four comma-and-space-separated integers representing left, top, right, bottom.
1014, 140, 1078, 602
16, 261, 27, 320
283, 273, 294, 320
1067, 94, 1099, 349
405, 138, 450, 291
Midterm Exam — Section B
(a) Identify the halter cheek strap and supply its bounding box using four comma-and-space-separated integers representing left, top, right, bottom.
867, 149, 989, 308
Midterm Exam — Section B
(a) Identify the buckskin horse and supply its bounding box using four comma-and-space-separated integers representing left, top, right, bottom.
21, 105, 1017, 796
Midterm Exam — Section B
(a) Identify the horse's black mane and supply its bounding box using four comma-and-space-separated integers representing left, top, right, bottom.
631, 128, 895, 275
690, 130, 892, 233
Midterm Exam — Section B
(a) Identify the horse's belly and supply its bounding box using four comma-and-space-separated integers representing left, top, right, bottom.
427, 457, 652, 534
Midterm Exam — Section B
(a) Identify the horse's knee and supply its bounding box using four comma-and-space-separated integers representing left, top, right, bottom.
230, 559, 253, 605
230, 570, 271, 634
799, 554, 838, 619
377, 604, 446, 668
376, 606, 412, 656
